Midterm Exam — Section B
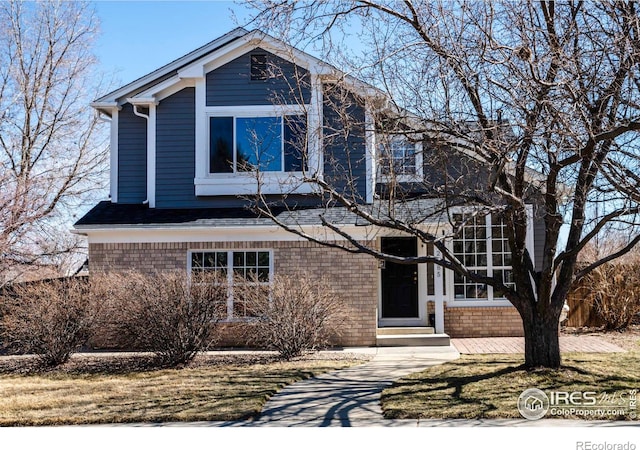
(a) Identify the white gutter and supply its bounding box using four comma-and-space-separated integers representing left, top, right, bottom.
129, 100, 157, 208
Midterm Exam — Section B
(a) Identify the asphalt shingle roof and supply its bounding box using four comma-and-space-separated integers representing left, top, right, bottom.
74, 199, 450, 230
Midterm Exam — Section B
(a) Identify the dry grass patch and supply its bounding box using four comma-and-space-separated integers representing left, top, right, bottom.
0, 353, 364, 426
382, 352, 639, 421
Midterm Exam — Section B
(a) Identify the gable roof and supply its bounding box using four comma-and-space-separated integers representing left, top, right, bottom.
91, 28, 381, 112
92, 27, 248, 107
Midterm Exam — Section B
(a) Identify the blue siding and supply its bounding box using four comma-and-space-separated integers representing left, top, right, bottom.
322, 86, 368, 201
206, 48, 310, 106
117, 103, 147, 203
155, 88, 197, 208
155, 87, 320, 208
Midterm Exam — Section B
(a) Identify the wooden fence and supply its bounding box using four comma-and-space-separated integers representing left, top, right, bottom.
564, 284, 603, 328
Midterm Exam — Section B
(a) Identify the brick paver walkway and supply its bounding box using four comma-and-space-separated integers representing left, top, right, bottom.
451, 336, 625, 354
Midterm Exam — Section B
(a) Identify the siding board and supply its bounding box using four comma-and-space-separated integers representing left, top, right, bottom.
322, 85, 367, 201
206, 48, 310, 106
155, 88, 197, 208
117, 103, 147, 203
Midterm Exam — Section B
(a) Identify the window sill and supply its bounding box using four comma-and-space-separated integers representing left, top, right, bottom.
195, 173, 318, 196
377, 174, 423, 183
446, 299, 514, 308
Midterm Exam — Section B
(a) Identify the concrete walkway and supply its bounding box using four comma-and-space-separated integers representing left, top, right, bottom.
452, 336, 626, 354
249, 346, 459, 427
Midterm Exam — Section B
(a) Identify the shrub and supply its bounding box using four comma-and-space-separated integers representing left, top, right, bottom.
242, 274, 345, 360
0, 277, 97, 367
103, 271, 227, 366
586, 261, 640, 331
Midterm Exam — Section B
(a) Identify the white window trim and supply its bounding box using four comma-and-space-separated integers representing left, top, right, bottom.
206, 106, 303, 174
376, 136, 423, 183
445, 207, 535, 307
187, 248, 274, 322
195, 104, 320, 196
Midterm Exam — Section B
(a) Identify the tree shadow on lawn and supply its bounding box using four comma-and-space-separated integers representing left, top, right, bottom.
382, 354, 639, 419
390, 360, 522, 399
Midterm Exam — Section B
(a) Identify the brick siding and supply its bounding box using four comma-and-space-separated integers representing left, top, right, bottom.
427, 301, 523, 337
89, 240, 378, 347
90, 240, 526, 346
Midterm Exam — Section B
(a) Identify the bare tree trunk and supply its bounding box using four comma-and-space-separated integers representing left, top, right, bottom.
519, 301, 562, 368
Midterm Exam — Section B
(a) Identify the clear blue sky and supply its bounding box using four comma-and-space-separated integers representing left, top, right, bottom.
93, 1, 254, 87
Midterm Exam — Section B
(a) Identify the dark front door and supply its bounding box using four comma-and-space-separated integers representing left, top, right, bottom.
381, 237, 418, 318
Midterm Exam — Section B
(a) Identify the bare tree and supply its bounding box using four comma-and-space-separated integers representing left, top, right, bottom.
0, 1, 108, 285
246, 0, 640, 368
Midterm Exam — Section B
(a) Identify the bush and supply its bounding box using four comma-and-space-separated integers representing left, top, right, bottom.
103, 271, 227, 366
586, 261, 640, 330
242, 274, 345, 360
0, 277, 97, 367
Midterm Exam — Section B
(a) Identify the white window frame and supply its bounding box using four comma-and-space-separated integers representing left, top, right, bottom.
376, 134, 423, 183
207, 109, 306, 174
445, 207, 534, 307
187, 248, 274, 321
195, 105, 319, 195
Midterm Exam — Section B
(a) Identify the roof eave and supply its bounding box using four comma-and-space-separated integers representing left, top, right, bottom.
92, 27, 249, 105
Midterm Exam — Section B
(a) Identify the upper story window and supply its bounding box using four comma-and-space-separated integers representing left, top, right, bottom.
377, 135, 422, 180
209, 114, 307, 174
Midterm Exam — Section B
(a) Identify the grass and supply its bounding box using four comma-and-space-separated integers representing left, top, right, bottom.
0, 354, 363, 426
381, 352, 640, 421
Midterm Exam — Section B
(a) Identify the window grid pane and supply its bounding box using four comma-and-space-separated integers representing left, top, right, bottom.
379, 137, 416, 176
491, 215, 514, 299
452, 214, 489, 300
451, 213, 513, 301
190, 250, 271, 319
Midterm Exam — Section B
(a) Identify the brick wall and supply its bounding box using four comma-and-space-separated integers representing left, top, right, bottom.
89, 240, 378, 347
428, 301, 523, 337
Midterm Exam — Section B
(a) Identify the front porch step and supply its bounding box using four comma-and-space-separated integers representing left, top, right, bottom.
377, 327, 435, 336
376, 333, 451, 347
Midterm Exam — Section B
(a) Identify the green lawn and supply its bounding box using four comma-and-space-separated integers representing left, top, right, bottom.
381, 352, 639, 420
0, 355, 362, 426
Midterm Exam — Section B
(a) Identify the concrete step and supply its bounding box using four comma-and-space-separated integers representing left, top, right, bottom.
376, 327, 435, 336
376, 333, 451, 347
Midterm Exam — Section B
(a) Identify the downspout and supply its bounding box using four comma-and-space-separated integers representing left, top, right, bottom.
131, 104, 151, 205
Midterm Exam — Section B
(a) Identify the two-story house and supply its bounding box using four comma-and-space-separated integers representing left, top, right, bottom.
75, 28, 545, 347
